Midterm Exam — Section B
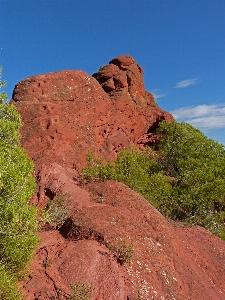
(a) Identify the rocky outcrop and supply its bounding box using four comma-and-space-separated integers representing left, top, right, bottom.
11, 56, 225, 299
93, 55, 146, 104
11, 55, 173, 174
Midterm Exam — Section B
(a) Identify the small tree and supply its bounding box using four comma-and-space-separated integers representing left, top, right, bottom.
156, 121, 225, 236
0, 67, 39, 299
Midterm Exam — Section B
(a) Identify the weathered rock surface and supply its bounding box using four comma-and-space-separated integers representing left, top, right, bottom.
11, 55, 225, 299
20, 176, 225, 300
11, 55, 173, 174
93, 55, 145, 104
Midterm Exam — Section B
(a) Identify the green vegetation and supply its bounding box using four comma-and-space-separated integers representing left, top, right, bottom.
98, 65, 106, 71
40, 192, 69, 228
82, 121, 225, 239
69, 282, 93, 300
0, 265, 22, 300
156, 121, 225, 237
137, 289, 142, 300
0, 67, 39, 299
108, 239, 134, 265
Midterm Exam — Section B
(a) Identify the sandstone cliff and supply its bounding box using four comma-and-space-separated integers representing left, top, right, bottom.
11, 56, 225, 299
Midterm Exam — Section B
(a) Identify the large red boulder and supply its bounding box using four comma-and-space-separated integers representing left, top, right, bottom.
11, 55, 173, 174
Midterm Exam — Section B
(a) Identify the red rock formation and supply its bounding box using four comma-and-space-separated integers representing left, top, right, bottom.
11, 56, 225, 299
93, 55, 145, 104
11, 55, 173, 174
19, 176, 225, 299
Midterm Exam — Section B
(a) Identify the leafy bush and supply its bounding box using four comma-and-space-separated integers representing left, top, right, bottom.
69, 282, 93, 300
40, 193, 69, 228
0, 67, 39, 298
82, 121, 225, 239
108, 239, 134, 265
0, 266, 22, 300
156, 121, 225, 237
82, 148, 156, 184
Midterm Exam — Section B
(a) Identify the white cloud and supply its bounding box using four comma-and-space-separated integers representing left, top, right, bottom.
150, 89, 167, 100
170, 104, 225, 130
150, 78, 198, 100
188, 116, 225, 130
174, 78, 198, 88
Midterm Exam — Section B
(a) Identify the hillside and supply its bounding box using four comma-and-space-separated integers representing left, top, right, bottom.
11, 55, 225, 299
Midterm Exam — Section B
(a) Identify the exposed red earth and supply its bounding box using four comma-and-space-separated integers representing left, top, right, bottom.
11, 55, 225, 299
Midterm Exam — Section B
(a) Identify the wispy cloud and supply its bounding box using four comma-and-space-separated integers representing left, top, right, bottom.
150, 78, 198, 100
174, 78, 198, 89
150, 89, 167, 100
170, 104, 225, 130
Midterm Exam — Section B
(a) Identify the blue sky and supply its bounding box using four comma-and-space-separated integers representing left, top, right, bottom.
1, 0, 225, 144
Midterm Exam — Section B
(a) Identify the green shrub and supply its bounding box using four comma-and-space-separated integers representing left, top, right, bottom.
82, 148, 171, 212
82, 121, 225, 239
82, 148, 157, 184
155, 121, 225, 237
69, 282, 93, 300
0, 266, 22, 300
108, 239, 134, 265
0, 67, 39, 298
40, 193, 69, 228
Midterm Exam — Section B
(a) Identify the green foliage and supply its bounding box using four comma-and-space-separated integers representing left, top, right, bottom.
82, 149, 171, 214
108, 239, 134, 265
0, 67, 7, 104
155, 121, 225, 236
145, 172, 174, 215
0, 67, 39, 298
99, 65, 106, 71
0, 266, 22, 300
137, 289, 142, 300
82, 121, 225, 239
82, 148, 156, 187
69, 282, 93, 300
40, 193, 69, 228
